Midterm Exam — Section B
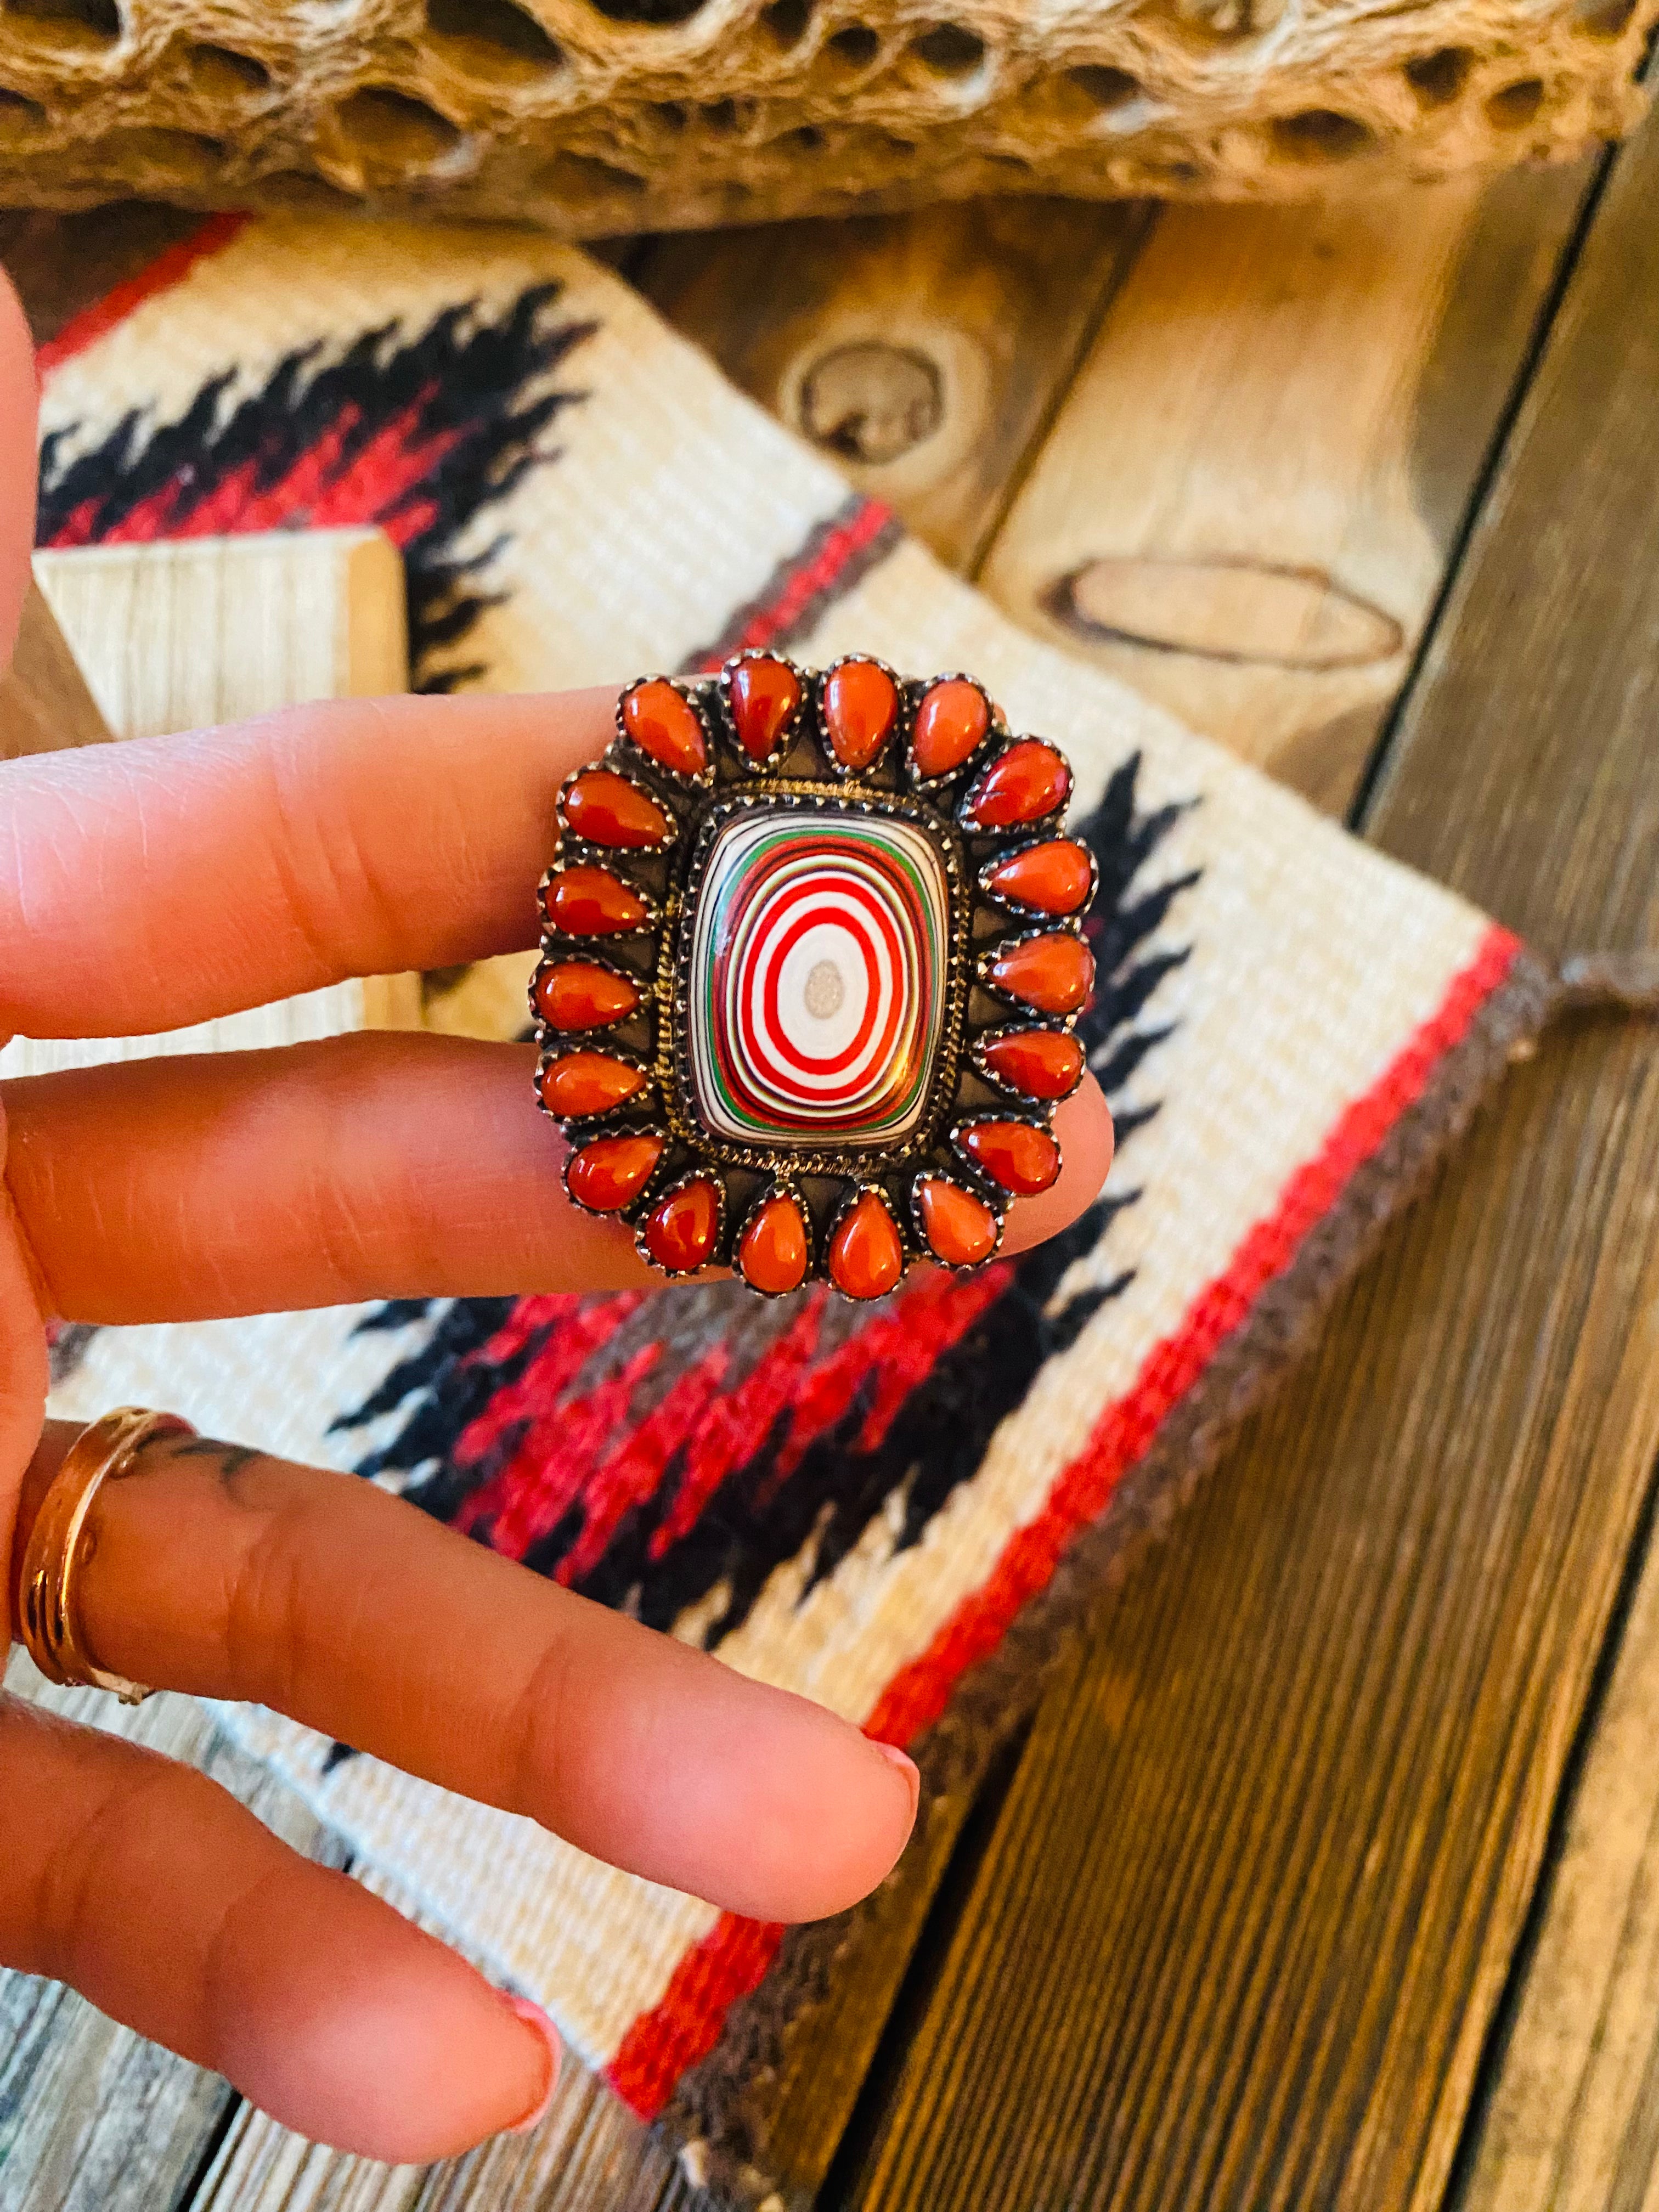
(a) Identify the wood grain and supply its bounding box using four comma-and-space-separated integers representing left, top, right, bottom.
1453, 1488, 1659, 2212
32, 531, 409, 738
636, 199, 1152, 574
978, 166, 1590, 810
0, 579, 114, 761
834, 118, 1659, 2212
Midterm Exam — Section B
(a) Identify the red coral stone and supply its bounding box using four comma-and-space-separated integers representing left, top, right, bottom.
644, 1179, 721, 1273
960, 1120, 1061, 1195
827, 1189, 904, 1300
622, 679, 708, 776
823, 659, 899, 770
539, 1051, 647, 1118
728, 656, 802, 763
987, 838, 1093, 916
737, 1193, 810, 1295
988, 933, 1095, 1015
533, 961, 642, 1030
544, 865, 647, 935
565, 1132, 663, 1211
912, 678, 990, 780
964, 741, 1071, 830
979, 1028, 1085, 1099
564, 770, 669, 849
916, 1178, 999, 1267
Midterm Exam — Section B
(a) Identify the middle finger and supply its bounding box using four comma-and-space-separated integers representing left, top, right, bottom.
3, 1035, 1116, 1320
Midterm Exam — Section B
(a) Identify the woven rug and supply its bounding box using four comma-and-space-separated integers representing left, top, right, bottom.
35, 212, 1549, 2203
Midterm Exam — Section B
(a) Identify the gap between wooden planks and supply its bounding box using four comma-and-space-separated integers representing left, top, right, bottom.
831, 103, 1659, 2212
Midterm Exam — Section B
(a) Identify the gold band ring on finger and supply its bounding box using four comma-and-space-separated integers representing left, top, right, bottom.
16, 1406, 197, 1705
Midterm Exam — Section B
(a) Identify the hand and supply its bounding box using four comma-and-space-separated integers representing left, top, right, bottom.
0, 267, 1115, 2160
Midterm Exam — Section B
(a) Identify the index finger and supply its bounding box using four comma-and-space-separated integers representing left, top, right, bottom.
1, 688, 616, 1039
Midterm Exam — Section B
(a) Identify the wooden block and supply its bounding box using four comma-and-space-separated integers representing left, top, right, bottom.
32, 528, 408, 740
2, 529, 421, 1077
834, 109, 1659, 2212
639, 200, 1152, 574
979, 166, 1592, 811
0, 578, 115, 760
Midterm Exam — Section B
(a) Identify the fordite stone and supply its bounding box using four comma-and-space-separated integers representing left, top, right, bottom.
685, 806, 950, 1148
534, 662, 1090, 1294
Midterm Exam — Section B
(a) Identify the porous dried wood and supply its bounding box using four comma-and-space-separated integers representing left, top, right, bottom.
0, 0, 1651, 236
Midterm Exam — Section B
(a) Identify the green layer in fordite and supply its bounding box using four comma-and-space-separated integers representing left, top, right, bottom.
685, 807, 951, 1147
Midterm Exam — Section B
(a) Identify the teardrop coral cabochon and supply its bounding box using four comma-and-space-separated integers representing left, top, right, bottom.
686, 805, 951, 1147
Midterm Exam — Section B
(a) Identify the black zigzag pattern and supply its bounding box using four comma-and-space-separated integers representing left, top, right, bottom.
37, 284, 596, 693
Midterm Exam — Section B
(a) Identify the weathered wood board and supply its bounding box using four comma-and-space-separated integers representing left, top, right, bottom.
634, 199, 1153, 575
979, 166, 1592, 811
833, 114, 1659, 2212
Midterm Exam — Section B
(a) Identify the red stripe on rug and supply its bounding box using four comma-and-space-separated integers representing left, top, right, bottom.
604, 920, 1524, 2113
606, 1915, 785, 2118
690, 497, 898, 671
36, 214, 250, 377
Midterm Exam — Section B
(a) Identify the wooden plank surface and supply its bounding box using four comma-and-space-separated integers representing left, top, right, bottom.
634, 199, 1152, 575
1, 533, 421, 1082
1454, 1488, 1659, 2212
978, 167, 1591, 810
833, 114, 1659, 2212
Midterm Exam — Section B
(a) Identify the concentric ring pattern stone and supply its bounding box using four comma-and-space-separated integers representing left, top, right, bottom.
686, 805, 951, 1148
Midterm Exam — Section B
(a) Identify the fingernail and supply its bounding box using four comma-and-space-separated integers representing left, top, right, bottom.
502, 1994, 561, 2135
872, 1738, 921, 1817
